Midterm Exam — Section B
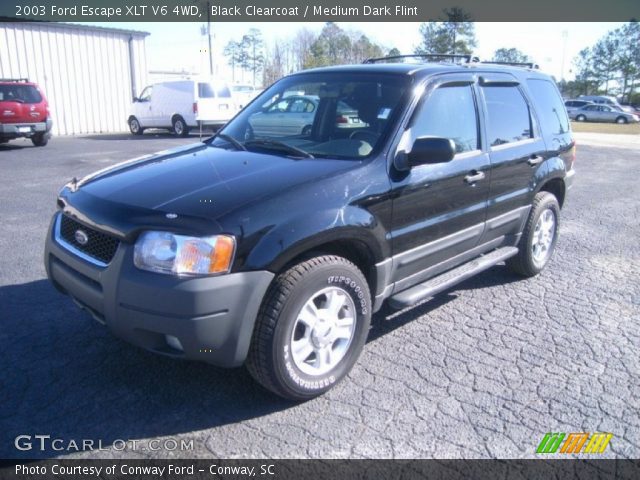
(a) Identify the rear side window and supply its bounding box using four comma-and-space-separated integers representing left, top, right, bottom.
411, 84, 479, 153
482, 86, 532, 146
527, 79, 570, 135
0, 84, 42, 103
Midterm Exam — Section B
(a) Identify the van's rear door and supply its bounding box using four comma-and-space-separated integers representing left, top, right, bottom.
196, 82, 234, 124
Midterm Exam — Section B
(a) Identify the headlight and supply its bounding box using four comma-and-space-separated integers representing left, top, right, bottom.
134, 231, 235, 276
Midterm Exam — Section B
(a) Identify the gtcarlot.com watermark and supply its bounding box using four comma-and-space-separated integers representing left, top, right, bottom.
15, 434, 194, 452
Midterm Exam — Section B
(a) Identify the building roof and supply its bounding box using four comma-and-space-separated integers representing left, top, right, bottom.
0, 19, 149, 37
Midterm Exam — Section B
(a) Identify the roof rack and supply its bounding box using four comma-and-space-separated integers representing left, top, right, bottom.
363, 54, 477, 64
478, 61, 539, 69
0, 78, 29, 82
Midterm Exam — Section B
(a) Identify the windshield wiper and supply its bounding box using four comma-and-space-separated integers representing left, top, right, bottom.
245, 139, 314, 159
205, 132, 247, 151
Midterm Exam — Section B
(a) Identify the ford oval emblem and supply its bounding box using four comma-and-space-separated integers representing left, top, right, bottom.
74, 230, 89, 245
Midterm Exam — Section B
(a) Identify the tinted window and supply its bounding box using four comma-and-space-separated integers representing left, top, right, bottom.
483, 86, 532, 146
527, 79, 570, 135
0, 84, 42, 103
411, 84, 478, 153
138, 86, 152, 101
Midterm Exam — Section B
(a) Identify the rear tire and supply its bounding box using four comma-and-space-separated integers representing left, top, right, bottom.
616, 116, 627, 124
246, 255, 371, 401
576, 114, 586, 122
31, 133, 49, 147
172, 116, 189, 137
507, 192, 560, 277
302, 125, 312, 136
129, 117, 144, 135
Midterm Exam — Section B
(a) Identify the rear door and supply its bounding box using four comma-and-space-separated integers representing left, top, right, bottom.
477, 73, 548, 244
388, 73, 491, 288
0, 83, 45, 125
196, 82, 234, 123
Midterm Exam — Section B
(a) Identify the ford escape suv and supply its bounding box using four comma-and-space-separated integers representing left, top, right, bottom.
45, 56, 575, 400
0, 78, 52, 146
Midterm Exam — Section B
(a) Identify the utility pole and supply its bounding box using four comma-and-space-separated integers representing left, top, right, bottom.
560, 30, 568, 82
207, 1, 213, 75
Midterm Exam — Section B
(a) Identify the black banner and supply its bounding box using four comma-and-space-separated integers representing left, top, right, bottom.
2, 460, 640, 480
0, 0, 639, 22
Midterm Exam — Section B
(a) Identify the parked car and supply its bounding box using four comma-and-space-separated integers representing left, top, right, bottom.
0, 78, 52, 146
570, 104, 640, 124
578, 94, 635, 113
46, 59, 575, 400
230, 84, 261, 109
249, 94, 367, 137
128, 80, 236, 137
564, 99, 594, 114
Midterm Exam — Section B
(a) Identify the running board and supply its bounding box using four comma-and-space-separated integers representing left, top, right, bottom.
388, 246, 519, 309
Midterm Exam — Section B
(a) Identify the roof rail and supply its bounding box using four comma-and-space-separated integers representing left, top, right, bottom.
363, 54, 477, 64
478, 61, 539, 69
0, 78, 29, 82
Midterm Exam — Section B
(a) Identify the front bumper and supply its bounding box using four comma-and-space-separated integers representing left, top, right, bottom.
0, 118, 52, 138
44, 213, 274, 367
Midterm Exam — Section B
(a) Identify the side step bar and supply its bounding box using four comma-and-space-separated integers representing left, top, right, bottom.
389, 247, 518, 309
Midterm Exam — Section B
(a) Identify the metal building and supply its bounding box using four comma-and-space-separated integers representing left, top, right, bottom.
0, 22, 148, 135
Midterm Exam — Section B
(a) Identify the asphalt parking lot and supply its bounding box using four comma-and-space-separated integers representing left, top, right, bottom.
1, 132, 638, 459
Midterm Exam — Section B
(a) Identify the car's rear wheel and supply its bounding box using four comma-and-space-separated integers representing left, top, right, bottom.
172, 116, 189, 137
129, 117, 144, 135
616, 116, 628, 124
301, 125, 312, 136
31, 133, 49, 147
507, 192, 560, 277
246, 255, 371, 400
575, 114, 586, 122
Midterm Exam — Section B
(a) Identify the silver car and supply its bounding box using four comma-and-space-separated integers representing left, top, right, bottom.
571, 104, 640, 124
248, 95, 367, 137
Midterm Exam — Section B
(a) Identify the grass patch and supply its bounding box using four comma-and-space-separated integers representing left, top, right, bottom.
571, 121, 640, 135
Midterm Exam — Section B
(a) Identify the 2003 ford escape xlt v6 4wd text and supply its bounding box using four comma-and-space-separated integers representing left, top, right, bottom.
45, 56, 575, 400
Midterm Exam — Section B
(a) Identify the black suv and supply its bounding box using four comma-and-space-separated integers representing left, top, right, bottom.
45, 56, 575, 400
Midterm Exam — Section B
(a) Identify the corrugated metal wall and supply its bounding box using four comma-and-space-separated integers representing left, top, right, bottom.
0, 22, 148, 135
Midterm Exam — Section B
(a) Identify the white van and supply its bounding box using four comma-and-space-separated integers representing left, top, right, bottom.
128, 80, 236, 136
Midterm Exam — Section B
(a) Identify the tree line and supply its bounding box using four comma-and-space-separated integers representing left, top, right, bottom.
221, 15, 640, 103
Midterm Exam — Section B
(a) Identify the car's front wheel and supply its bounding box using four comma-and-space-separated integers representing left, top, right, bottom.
246, 255, 371, 400
575, 114, 587, 122
129, 117, 144, 135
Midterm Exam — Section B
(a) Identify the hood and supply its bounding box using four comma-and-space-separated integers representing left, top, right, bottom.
70, 142, 358, 221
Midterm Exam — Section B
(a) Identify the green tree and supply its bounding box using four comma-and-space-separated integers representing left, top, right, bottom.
241, 28, 264, 86
415, 7, 477, 56
492, 47, 531, 64
223, 40, 245, 82
590, 31, 620, 94
387, 47, 401, 57
616, 21, 640, 102
306, 22, 352, 68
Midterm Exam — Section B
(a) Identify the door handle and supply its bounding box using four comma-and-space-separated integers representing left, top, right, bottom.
528, 155, 543, 166
464, 171, 485, 184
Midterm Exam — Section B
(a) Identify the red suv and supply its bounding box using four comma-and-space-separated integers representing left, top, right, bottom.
0, 78, 52, 147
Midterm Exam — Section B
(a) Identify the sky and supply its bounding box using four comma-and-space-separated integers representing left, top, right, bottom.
86, 22, 625, 86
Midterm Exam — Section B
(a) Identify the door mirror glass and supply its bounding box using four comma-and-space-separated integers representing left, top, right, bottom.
406, 136, 456, 167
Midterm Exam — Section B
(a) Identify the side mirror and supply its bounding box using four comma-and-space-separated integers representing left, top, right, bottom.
396, 137, 456, 171
133, 97, 140, 103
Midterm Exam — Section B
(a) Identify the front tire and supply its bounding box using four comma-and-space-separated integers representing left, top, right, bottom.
246, 255, 371, 401
172, 116, 189, 137
129, 117, 144, 135
507, 192, 560, 277
575, 114, 586, 122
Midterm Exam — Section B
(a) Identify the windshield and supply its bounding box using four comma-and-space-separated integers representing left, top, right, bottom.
209, 72, 411, 159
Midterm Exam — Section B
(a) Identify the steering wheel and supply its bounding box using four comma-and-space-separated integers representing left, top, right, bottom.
349, 130, 380, 144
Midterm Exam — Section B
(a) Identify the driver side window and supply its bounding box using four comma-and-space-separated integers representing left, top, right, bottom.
138, 86, 152, 102
410, 84, 479, 154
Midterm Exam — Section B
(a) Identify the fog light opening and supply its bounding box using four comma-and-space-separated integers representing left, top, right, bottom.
165, 335, 184, 352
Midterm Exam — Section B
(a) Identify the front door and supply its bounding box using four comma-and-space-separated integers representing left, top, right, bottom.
388, 74, 491, 288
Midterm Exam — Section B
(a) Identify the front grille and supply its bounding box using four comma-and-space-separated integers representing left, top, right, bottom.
59, 215, 119, 264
